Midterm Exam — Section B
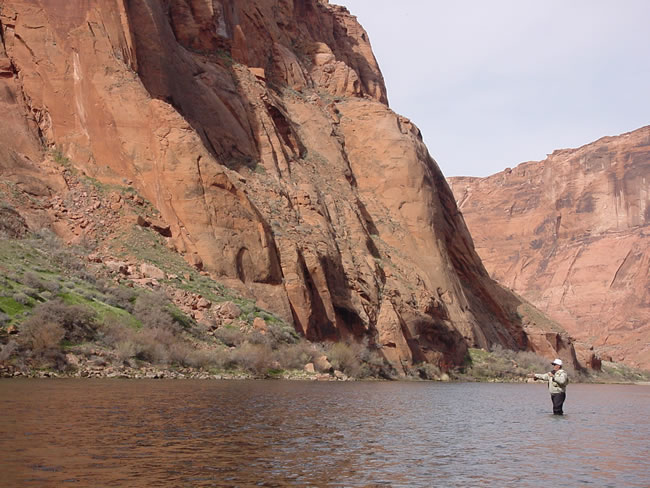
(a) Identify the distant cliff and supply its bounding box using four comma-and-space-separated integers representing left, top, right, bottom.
449, 127, 650, 369
0, 0, 577, 372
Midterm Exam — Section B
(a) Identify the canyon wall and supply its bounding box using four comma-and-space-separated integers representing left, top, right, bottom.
0, 0, 576, 372
449, 127, 650, 369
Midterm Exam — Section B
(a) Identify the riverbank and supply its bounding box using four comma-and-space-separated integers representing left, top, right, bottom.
0, 365, 345, 381
3, 353, 647, 385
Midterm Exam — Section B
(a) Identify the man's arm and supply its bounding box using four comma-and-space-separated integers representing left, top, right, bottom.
533, 373, 550, 381
553, 370, 568, 386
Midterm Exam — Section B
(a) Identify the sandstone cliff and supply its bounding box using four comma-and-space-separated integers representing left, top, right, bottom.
0, 0, 576, 372
449, 127, 650, 369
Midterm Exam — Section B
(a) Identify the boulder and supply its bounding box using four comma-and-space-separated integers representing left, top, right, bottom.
219, 301, 242, 320
313, 355, 333, 373
140, 263, 165, 280
252, 317, 267, 332
303, 363, 315, 374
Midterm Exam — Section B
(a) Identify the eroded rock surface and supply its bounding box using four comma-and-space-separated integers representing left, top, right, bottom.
0, 0, 576, 372
449, 127, 650, 369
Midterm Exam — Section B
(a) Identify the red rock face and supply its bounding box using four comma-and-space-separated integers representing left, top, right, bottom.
449, 127, 650, 369
0, 0, 577, 372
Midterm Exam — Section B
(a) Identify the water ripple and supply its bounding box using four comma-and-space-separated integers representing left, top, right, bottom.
0, 380, 648, 487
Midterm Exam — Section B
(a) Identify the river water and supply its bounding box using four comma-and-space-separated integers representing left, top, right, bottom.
0, 380, 648, 487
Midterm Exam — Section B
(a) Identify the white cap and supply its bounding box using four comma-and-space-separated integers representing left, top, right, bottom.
552, 358, 563, 366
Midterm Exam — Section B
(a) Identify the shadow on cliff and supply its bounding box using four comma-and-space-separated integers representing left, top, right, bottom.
124, 0, 386, 173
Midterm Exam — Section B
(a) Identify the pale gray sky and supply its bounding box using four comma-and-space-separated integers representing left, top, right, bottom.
338, 1, 650, 177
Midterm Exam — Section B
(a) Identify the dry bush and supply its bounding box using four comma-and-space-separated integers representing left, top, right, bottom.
133, 327, 177, 364
32, 229, 87, 273
102, 315, 229, 369
23, 287, 40, 299
167, 341, 194, 365
182, 347, 211, 369
274, 341, 322, 369
231, 342, 274, 373
246, 329, 272, 347
22, 272, 44, 291
134, 292, 179, 332
513, 350, 550, 374
184, 347, 232, 370
326, 341, 393, 378
326, 341, 363, 377
0, 340, 17, 361
40, 291, 53, 301
98, 316, 134, 346
213, 326, 245, 347
39, 348, 68, 371
21, 272, 60, 294
25, 299, 97, 343
115, 340, 137, 362
358, 348, 394, 379
103, 286, 137, 312
19, 320, 65, 353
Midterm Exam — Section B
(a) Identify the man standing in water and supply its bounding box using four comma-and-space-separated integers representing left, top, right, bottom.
529, 359, 569, 415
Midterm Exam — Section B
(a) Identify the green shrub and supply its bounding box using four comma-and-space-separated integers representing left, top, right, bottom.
267, 322, 300, 345
416, 362, 442, 380
12, 292, 30, 305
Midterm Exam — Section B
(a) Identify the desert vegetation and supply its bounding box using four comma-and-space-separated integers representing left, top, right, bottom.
0, 230, 397, 380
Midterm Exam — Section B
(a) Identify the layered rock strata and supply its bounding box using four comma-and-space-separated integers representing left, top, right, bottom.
0, 0, 576, 372
449, 127, 650, 369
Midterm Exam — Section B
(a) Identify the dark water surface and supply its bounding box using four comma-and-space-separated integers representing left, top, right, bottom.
0, 380, 648, 487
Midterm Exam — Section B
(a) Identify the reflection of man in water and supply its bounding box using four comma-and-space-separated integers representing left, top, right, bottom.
528, 359, 569, 415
